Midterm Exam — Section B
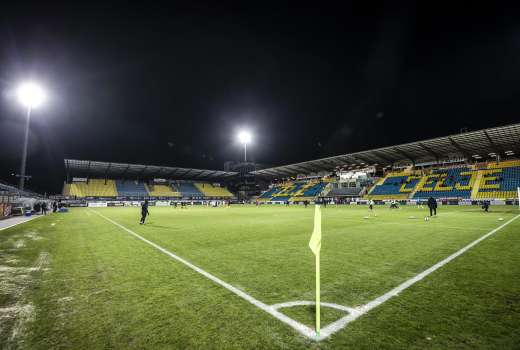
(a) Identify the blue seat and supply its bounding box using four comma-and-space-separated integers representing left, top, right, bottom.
115, 180, 147, 197
177, 182, 203, 197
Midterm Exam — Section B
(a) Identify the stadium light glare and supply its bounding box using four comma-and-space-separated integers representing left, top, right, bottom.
15, 81, 47, 191
17, 82, 46, 109
238, 130, 252, 144
237, 130, 252, 162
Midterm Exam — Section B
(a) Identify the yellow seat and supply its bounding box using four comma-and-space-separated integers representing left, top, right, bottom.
194, 183, 233, 197
147, 184, 181, 197
69, 179, 117, 197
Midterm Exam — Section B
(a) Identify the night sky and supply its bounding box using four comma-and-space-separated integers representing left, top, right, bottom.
1, 2, 519, 194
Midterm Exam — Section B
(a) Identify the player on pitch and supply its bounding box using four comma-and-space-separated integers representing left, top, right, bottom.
140, 200, 150, 224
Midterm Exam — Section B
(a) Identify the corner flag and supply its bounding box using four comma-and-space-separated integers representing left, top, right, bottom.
309, 205, 322, 255
308, 205, 322, 336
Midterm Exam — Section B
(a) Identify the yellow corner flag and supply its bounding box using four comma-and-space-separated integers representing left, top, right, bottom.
308, 205, 321, 336
309, 205, 322, 255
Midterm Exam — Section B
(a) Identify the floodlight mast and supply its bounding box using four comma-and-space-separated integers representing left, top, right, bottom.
16, 82, 45, 191
238, 131, 252, 162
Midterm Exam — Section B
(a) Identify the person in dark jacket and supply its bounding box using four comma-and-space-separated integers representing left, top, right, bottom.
140, 200, 150, 224
427, 197, 437, 216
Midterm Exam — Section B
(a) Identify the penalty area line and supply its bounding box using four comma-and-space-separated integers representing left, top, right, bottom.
89, 209, 316, 339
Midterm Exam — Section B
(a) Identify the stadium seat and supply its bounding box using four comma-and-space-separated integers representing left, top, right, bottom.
413, 167, 476, 199
476, 164, 520, 199
368, 175, 409, 197
115, 180, 148, 197
147, 184, 181, 197
327, 187, 363, 196
259, 180, 327, 201
177, 182, 204, 197
69, 179, 117, 197
194, 183, 234, 197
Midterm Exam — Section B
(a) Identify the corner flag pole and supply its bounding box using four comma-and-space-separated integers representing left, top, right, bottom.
308, 205, 322, 337
517, 187, 520, 210
315, 248, 320, 336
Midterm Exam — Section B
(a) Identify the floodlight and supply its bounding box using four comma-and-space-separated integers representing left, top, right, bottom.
17, 82, 46, 109
15, 81, 47, 191
237, 130, 252, 162
238, 130, 252, 144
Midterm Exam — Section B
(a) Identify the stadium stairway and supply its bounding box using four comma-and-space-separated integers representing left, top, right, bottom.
409, 175, 427, 198
470, 171, 483, 199
63, 183, 70, 196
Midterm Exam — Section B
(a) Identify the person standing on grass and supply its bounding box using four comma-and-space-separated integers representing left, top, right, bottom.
427, 196, 437, 217
369, 199, 374, 212
140, 200, 150, 224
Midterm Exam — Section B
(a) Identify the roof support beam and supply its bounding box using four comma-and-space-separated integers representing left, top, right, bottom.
65, 159, 70, 182
121, 164, 131, 178
202, 170, 219, 180
371, 151, 394, 165
310, 161, 334, 171
165, 168, 177, 178
104, 163, 112, 183
285, 165, 304, 174
291, 164, 317, 173
157, 167, 166, 177
276, 168, 299, 176
345, 155, 366, 165
354, 154, 376, 165
448, 137, 472, 160
138, 166, 148, 180
418, 142, 439, 161
483, 130, 502, 154
343, 154, 362, 166
259, 170, 280, 177
178, 169, 195, 178
87, 161, 92, 181
393, 147, 415, 164
194, 171, 212, 179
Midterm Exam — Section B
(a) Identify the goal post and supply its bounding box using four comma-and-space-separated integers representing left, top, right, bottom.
518, 187, 520, 210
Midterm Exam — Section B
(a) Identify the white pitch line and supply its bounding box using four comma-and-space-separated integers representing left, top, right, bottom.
89, 209, 316, 339
91, 209, 520, 341
318, 213, 520, 339
0, 215, 44, 231
271, 300, 358, 314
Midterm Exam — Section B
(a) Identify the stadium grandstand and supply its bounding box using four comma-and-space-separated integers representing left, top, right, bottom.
253, 123, 520, 203
59, 123, 520, 204
62, 159, 236, 200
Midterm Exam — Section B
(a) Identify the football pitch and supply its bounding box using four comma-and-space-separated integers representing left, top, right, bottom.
1, 205, 520, 349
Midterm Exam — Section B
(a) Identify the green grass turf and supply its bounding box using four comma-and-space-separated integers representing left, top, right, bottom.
0, 204, 519, 349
